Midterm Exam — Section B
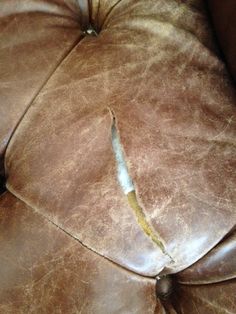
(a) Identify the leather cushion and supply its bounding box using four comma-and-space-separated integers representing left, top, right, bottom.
5, 0, 236, 276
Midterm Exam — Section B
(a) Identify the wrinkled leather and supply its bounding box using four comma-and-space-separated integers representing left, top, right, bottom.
5, 0, 236, 274
0, 0, 236, 313
178, 229, 236, 284
0, 192, 159, 313
0, 0, 82, 175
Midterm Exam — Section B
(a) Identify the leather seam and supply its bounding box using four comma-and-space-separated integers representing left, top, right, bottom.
5, 186, 156, 281
3, 32, 85, 175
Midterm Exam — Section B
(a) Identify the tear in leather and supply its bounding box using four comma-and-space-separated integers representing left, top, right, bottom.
110, 109, 174, 262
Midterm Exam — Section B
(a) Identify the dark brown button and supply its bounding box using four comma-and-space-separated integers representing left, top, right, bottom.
156, 275, 173, 301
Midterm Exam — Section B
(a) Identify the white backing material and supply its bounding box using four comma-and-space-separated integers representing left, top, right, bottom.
111, 122, 134, 195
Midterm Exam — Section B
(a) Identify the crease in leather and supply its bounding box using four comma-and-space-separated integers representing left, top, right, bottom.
94, 0, 101, 29
5, 184, 158, 281
77, 0, 90, 30
178, 227, 236, 285
3, 33, 85, 177
110, 108, 174, 263
179, 274, 236, 287
100, 0, 123, 30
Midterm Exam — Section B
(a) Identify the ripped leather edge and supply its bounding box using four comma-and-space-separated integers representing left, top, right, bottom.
109, 107, 174, 262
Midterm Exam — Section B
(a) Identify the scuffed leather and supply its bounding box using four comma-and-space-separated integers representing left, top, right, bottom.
0, 192, 160, 313
0, 0, 236, 312
0, 0, 83, 175
5, 0, 236, 275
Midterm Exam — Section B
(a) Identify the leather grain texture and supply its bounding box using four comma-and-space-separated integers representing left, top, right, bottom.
0, 0, 83, 175
5, 0, 236, 275
0, 192, 160, 313
0, 0, 236, 312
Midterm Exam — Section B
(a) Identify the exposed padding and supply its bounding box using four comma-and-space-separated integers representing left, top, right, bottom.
173, 279, 236, 314
1, 0, 236, 312
5, 0, 236, 277
6, 108, 170, 276
89, 0, 123, 32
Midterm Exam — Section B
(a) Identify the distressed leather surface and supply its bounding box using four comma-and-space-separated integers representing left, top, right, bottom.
0, 0, 236, 313
0, 0, 82, 175
0, 192, 159, 313
173, 279, 236, 314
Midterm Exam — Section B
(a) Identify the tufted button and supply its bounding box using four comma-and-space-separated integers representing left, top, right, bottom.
1, 0, 236, 313
83, 24, 98, 36
156, 275, 174, 301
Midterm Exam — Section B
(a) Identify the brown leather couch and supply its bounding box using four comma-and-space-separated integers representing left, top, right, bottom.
0, 1, 236, 313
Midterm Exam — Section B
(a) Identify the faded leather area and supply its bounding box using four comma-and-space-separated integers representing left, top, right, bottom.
0, 192, 160, 314
4, 0, 236, 278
